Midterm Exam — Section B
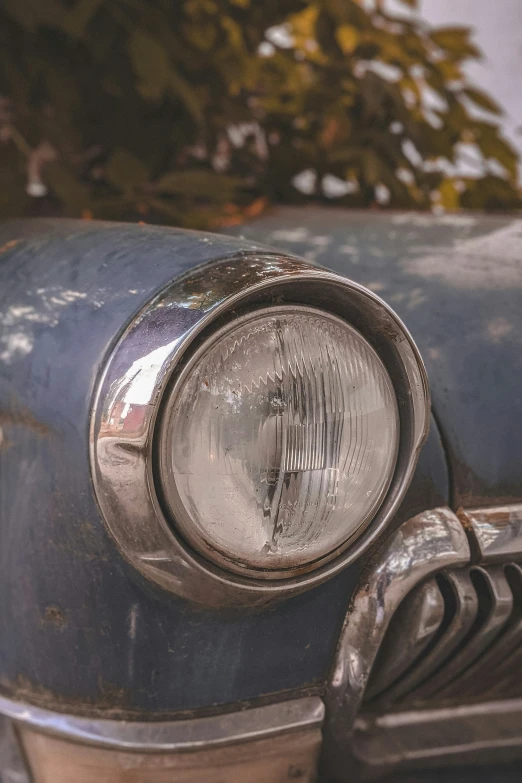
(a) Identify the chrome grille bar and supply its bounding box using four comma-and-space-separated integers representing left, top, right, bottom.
324, 503, 522, 780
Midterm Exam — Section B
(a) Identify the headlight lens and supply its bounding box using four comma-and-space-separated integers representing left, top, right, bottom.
158, 305, 399, 577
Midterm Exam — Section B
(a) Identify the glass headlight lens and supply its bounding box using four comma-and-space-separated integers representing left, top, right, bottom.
158, 305, 399, 577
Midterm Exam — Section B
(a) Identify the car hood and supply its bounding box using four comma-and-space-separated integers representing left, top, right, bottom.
226, 207, 522, 507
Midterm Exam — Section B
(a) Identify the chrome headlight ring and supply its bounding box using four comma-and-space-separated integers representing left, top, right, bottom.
90, 253, 430, 607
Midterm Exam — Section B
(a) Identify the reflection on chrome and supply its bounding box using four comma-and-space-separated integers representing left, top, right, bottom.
323, 507, 470, 775
459, 504, 522, 561
106, 340, 180, 424
90, 253, 430, 607
323, 503, 522, 779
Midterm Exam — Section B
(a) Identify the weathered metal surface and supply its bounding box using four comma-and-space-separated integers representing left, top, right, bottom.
0, 694, 323, 752
363, 508, 522, 713
0, 218, 360, 716
420, 567, 513, 700
375, 570, 479, 707
460, 504, 522, 562
228, 207, 522, 507
354, 699, 522, 774
19, 724, 322, 783
365, 578, 445, 701
441, 564, 522, 701
323, 503, 522, 780
0, 217, 447, 717
322, 507, 470, 778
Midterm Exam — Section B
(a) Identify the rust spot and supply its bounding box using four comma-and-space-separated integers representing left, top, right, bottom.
0, 239, 20, 254
0, 403, 51, 438
187, 292, 209, 310
450, 450, 522, 509
43, 605, 67, 629
46, 504, 110, 563
2, 675, 135, 720
456, 506, 473, 532
0, 673, 322, 722
97, 676, 130, 709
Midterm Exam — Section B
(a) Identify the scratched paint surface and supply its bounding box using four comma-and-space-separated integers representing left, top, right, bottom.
0, 217, 447, 717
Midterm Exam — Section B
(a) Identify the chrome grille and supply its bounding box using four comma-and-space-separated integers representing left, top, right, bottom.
365, 563, 522, 709
323, 503, 522, 780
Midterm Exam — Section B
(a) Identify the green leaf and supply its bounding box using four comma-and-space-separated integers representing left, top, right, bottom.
63, 0, 104, 38
476, 131, 519, 179
127, 30, 203, 122
1, 0, 520, 224
362, 149, 382, 185
155, 170, 244, 201
169, 71, 204, 125
45, 162, 90, 215
430, 26, 470, 48
128, 31, 172, 102
464, 87, 502, 115
461, 175, 522, 210
336, 25, 359, 55
438, 179, 460, 209
106, 148, 149, 192
2, 0, 62, 31
430, 26, 481, 58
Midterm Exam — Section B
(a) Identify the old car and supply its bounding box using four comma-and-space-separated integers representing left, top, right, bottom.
0, 208, 520, 782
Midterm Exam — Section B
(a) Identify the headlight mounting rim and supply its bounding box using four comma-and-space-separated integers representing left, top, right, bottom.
90, 251, 430, 607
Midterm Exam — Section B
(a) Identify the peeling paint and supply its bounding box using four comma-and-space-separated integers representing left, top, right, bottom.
486, 316, 514, 343
0, 288, 90, 363
0, 332, 34, 363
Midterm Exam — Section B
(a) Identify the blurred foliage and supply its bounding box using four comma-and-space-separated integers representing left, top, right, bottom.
0, 0, 520, 228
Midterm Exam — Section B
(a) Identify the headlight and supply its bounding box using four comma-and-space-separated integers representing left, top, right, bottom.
91, 252, 429, 606
158, 305, 399, 577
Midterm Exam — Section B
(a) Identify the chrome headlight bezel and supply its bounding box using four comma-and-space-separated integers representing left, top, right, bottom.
90, 253, 430, 607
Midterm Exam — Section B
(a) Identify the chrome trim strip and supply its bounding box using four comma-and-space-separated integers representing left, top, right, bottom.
354, 698, 522, 770
0, 695, 324, 751
383, 569, 478, 705
427, 566, 513, 699
454, 563, 522, 699
323, 507, 470, 776
460, 503, 522, 562
365, 578, 445, 701
90, 252, 430, 606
